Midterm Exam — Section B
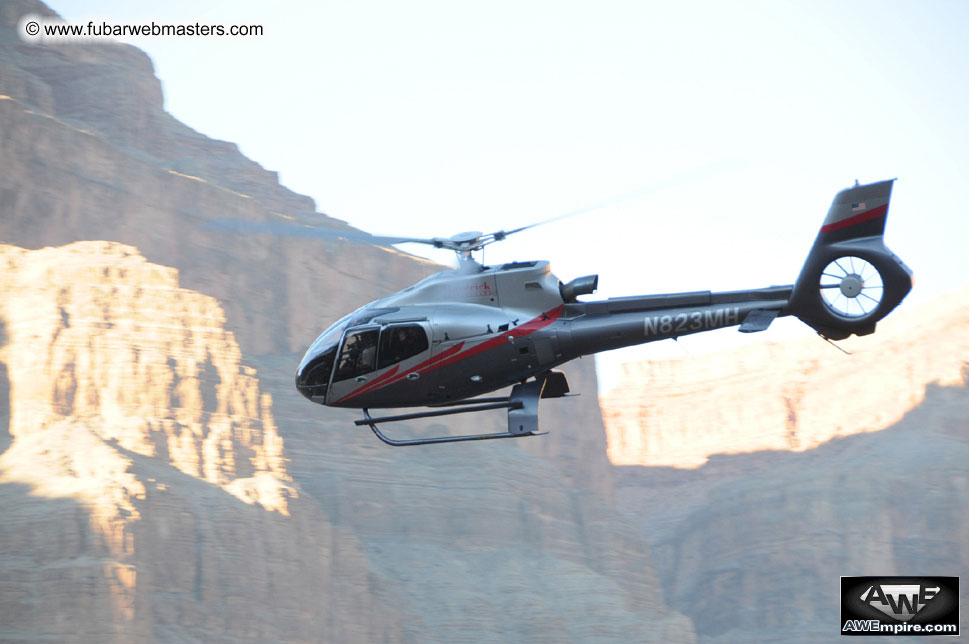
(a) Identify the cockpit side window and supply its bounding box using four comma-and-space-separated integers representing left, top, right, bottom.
334, 327, 379, 381
377, 324, 429, 370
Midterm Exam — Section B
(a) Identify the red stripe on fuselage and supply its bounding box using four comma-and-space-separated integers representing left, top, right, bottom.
333, 341, 465, 404
334, 305, 564, 404
819, 204, 887, 233
424, 305, 564, 374
339, 364, 400, 399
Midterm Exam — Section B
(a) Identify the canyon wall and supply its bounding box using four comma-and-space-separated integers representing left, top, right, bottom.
606, 292, 969, 641
601, 287, 969, 468
0, 1, 684, 641
0, 241, 292, 512
615, 374, 969, 642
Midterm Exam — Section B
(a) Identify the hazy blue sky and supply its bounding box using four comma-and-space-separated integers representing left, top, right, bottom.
47, 0, 969, 390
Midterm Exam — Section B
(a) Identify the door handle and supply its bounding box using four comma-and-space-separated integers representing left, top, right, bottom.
406, 372, 420, 381
355, 376, 368, 383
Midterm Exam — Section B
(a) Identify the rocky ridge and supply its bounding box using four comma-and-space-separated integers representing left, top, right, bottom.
0, 241, 292, 513
615, 373, 969, 642
601, 286, 969, 468
0, 1, 685, 641
605, 289, 969, 642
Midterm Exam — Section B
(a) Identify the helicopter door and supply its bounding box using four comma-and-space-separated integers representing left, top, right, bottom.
326, 326, 380, 404
326, 323, 432, 406
377, 323, 430, 372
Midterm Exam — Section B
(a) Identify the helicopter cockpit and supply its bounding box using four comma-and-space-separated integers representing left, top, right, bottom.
295, 314, 351, 402
296, 308, 431, 405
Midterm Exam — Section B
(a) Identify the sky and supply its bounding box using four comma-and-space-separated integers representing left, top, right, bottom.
46, 0, 969, 392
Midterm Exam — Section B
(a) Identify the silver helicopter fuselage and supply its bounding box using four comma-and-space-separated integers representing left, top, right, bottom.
296, 258, 794, 409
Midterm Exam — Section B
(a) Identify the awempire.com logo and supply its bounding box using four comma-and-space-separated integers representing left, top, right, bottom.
841, 577, 959, 636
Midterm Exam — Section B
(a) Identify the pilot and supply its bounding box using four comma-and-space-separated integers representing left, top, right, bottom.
336, 331, 379, 379
357, 333, 377, 371
391, 327, 412, 363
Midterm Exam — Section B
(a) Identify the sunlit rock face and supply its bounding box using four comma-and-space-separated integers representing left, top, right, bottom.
601, 287, 969, 467
0, 241, 292, 512
0, 242, 313, 642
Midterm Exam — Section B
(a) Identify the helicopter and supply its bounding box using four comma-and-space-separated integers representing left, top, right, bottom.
209, 179, 913, 446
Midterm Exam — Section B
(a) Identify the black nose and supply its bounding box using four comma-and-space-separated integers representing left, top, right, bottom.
295, 368, 323, 402
295, 371, 312, 400
295, 349, 335, 404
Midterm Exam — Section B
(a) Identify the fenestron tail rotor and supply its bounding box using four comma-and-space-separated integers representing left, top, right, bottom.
818, 256, 884, 319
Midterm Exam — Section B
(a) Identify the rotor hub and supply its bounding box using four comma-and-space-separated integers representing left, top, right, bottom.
839, 274, 863, 298
449, 231, 484, 246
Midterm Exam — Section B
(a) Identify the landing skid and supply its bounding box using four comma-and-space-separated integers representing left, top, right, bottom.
353, 371, 570, 446
358, 406, 545, 446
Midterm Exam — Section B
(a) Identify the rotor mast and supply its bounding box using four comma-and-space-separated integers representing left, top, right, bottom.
431, 230, 511, 270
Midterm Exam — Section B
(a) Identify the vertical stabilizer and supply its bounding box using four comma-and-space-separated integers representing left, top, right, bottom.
788, 180, 912, 339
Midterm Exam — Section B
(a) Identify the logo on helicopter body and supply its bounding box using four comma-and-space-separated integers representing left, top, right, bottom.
469, 280, 493, 297
643, 307, 740, 337
442, 280, 494, 300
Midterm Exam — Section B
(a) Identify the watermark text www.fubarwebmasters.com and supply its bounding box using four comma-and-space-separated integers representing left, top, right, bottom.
19, 14, 263, 44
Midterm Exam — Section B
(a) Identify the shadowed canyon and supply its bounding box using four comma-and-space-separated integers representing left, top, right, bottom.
1, 1, 966, 642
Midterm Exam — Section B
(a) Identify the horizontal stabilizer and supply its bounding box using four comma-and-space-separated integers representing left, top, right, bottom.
739, 309, 778, 333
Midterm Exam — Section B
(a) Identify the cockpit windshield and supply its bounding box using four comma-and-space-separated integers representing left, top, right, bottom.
298, 314, 351, 373
298, 307, 401, 373
295, 315, 353, 401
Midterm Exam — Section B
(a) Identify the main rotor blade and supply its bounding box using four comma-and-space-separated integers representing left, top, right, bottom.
202, 158, 740, 253
201, 219, 437, 247
493, 158, 740, 240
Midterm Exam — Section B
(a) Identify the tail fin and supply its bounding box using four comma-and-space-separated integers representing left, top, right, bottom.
788, 179, 913, 340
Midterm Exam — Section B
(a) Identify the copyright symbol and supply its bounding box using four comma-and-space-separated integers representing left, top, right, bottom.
25, 20, 40, 36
